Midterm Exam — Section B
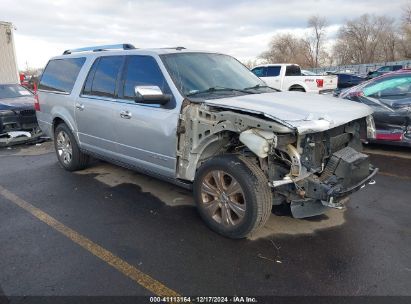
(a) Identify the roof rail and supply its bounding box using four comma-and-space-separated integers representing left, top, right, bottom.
63, 43, 136, 55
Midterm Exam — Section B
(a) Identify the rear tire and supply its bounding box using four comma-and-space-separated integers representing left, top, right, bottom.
54, 123, 89, 171
193, 154, 272, 239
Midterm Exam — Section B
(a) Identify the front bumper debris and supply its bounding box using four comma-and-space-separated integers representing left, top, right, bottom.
0, 129, 43, 147
274, 146, 378, 218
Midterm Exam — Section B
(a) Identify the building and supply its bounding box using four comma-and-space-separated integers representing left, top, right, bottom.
0, 21, 19, 84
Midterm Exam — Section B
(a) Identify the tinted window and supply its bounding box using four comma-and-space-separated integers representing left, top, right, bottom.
39, 58, 86, 93
89, 56, 123, 98
252, 67, 266, 77
285, 65, 301, 76
266, 66, 281, 77
123, 56, 169, 99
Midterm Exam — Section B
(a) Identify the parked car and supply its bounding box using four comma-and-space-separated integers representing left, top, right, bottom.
0, 83, 42, 146
367, 65, 403, 79
36, 44, 377, 238
340, 70, 411, 147
251, 64, 337, 94
332, 73, 366, 96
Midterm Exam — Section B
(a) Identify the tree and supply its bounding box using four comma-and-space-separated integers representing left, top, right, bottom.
259, 33, 308, 66
306, 15, 328, 68
398, 2, 411, 59
332, 14, 397, 64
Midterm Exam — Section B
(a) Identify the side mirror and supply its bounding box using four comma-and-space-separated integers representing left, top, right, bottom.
134, 86, 171, 105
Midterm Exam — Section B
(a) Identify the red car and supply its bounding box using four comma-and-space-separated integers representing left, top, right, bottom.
340, 70, 411, 147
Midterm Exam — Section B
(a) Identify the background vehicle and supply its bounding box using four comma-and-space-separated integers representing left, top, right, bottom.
0, 83, 41, 146
251, 64, 337, 94
367, 65, 403, 79
332, 73, 366, 96
301, 69, 317, 76
0, 21, 19, 84
36, 44, 376, 239
340, 70, 411, 147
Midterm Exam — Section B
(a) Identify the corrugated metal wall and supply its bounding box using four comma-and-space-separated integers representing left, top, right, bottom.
0, 21, 19, 84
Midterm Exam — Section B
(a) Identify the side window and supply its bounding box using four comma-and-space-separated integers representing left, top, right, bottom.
285, 65, 301, 76
86, 56, 123, 98
39, 58, 86, 93
266, 66, 281, 77
363, 76, 411, 99
123, 56, 169, 100
251, 67, 266, 77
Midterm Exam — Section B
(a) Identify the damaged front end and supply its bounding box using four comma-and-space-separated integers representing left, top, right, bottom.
0, 108, 42, 147
176, 100, 377, 219
265, 119, 378, 218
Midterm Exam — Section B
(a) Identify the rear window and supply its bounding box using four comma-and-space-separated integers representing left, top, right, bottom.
285, 65, 301, 76
0, 84, 32, 99
39, 58, 86, 93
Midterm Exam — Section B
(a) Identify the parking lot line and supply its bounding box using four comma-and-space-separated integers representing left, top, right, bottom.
0, 185, 181, 298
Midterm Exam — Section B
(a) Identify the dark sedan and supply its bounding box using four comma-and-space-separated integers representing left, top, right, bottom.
340, 70, 411, 147
0, 84, 41, 146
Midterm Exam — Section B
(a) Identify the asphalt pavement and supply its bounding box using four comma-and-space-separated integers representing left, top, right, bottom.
0, 142, 410, 298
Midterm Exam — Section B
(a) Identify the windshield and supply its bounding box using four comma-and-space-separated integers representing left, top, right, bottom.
0, 84, 32, 99
161, 53, 268, 97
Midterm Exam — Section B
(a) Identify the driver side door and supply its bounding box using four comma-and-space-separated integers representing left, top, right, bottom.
113, 55, 179, 178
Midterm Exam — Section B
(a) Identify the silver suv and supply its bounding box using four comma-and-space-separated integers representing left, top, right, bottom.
36, 44, 377, 238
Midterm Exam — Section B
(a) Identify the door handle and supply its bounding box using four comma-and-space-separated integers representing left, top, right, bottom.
75, 103, 84, 111
120, 110, 132, 119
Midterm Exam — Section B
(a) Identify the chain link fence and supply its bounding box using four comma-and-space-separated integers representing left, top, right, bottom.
309, 60, 411, 75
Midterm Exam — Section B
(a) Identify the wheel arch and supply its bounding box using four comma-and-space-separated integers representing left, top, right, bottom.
51, 110, 80, 144
288, 84, 306, 92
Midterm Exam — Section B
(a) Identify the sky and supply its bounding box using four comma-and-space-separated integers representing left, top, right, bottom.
1, 0, 408, 69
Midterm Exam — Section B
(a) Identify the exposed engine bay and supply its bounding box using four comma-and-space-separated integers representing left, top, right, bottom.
176, 101, 377, 218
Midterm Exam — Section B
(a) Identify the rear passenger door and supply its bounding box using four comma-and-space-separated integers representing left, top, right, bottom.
265, 66, 282, 90
76, 56, 124, 157
112, 55, 179, 178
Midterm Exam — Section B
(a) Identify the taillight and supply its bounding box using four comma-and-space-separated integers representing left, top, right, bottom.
34, 94, 40, 111
376, 132, 404, 141
316, 79, 324, 88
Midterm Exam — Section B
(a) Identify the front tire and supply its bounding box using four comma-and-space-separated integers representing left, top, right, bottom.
193, 155, 272, 239
54, 123, 89, 171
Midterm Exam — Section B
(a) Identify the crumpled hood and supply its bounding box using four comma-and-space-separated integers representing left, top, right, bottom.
204, 91, 373, 134
0, 97, 35, 111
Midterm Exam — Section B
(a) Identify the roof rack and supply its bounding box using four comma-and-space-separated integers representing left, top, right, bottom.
159, 46, 186, 51
63, 43, 136, 55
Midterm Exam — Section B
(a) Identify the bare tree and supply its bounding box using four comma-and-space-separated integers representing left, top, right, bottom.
332, 14, 397, 64
307, 15, 328, 68
260, 33, 308, 66
398, 2, 411, 59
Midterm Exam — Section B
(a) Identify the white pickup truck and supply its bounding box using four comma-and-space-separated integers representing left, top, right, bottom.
251, 64, 337, 94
